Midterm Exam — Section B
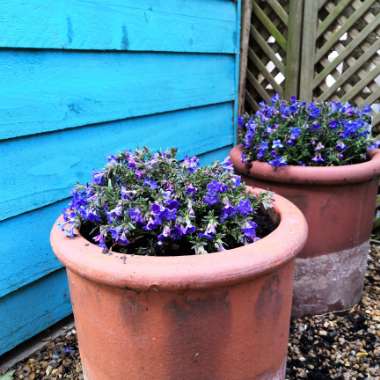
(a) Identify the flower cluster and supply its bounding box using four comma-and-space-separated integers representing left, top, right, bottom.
239, 95, 378, 167
60, 148, 274, 256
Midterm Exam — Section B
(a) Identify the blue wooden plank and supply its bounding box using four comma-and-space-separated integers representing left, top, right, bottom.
0, 51, 235, 140
0, 144, 233, 299
199, 145, 232, 165
0, 269, 71, 355
0, 201, 65, 298
0, 0, 236, 53
0, 102, 234, 221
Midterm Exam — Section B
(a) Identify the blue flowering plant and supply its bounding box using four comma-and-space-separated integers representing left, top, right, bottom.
60, 148, 274, 256
239, 95, 378, 167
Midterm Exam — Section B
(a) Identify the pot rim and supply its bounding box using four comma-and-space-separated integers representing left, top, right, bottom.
230, 145, 380, 185
50, 188, 307, 291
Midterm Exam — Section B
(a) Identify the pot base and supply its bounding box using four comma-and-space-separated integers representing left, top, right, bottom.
257, 358, 287, 380
292, 241, 369, 317
83, 358, 288, 380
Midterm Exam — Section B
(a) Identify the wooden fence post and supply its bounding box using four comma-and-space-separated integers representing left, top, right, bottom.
239, 0, 253, 114
284, 0, 304, 99
299, 0, 318, 101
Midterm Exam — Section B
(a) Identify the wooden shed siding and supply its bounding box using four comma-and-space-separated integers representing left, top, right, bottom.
0, 0, 241, 354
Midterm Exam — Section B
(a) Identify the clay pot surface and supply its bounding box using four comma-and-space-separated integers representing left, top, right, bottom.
230, 146, 380, 316
51, 188, 307, 380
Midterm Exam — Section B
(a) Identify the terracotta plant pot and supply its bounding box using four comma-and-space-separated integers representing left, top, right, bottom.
231, 146, 380, 317
51, 189, 307, 380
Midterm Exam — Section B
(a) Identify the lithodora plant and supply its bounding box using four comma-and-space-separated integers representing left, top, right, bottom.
60, 147, 274, 256
239, 94, 378, 167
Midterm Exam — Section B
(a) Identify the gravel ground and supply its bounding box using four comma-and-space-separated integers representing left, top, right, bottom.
2, 245, 379, 380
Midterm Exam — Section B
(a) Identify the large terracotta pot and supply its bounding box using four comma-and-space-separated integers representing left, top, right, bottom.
51, 189, 307, 380
231, 146, 380, 317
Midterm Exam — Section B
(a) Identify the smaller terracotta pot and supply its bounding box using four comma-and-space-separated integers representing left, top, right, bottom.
51, 188, 307, 380
231, 146, 380, 317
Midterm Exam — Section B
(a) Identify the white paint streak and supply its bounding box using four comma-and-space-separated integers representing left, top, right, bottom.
293, 241, 369, 317
257, 357, 287, 380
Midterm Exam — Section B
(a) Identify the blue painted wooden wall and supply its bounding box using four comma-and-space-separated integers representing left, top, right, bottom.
0, 0, 241, 354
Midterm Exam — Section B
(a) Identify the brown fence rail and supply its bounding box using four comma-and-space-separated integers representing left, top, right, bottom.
240, 0, 380, 132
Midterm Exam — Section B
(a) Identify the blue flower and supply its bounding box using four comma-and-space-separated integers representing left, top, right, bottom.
307, 103, 321, 119
118, 231, 129, 246
158, 225, 172, 241
128, 208, 144, 224
182, 156, 199, 173
203, 193, 219, 206
290, 127, 302, 140
336, 141, 346, 152
257, 141, 269, 159
272, 139, 283, 149
271, 93, 280, 104
242, 221, 258, 242
328, 120, 339, 129
330, 101, 343, 113
92, 171, 105, 185
70, 189, 88, 209
311, 153, 324, 164
203, 180, 228, 206
342, 103, 354, 116
269, 155, 287, 167
237, 199, 253, 216
220, 203, 237, 221
127, 157, 137, 170
310, 122, 321, 131
120, 186, 132, 200
243, 125, 256, 148
94, 233, 107, 250
86, 208, 101, 223
108, 226, 122, 240
106, 205, 123, 223
199, 221, 217, 240
222, 157, 234, 172
231, 175, 241, 186
106, 155, 119, 167
134, 170, 144, 179
185, 184, 197, 196
207, 180, 228, 194
315, 142, 324, 151
150, 203, 176, 222
362, 104, 372, 114
144, 178, 158, 189
266, 124, 276, 134
368, 140, 380, 150
342, 119, 364, 138
238, 115, 245, 127
144, 218, 161, 231
166, 199, 180, 210
279, 103, 292, 118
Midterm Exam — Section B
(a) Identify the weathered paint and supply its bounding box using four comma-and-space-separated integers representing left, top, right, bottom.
0, 1, 237, 53
0, 0, 242, 354
0, 52, 235, 140
292, 241, 370, 317
0, 270, 71, 355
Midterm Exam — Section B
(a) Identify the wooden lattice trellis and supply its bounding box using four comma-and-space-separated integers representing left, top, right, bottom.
241, 0, 380, 131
